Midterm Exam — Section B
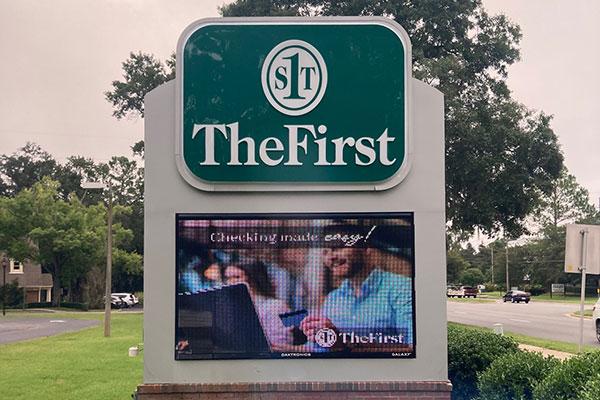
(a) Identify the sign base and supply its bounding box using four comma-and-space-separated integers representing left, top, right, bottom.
135, 381, 452, 399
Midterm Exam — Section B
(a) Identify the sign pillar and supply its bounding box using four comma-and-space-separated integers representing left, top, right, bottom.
138, 17, 450, 399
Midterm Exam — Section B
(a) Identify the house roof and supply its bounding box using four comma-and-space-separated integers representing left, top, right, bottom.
3, 258, 53, 288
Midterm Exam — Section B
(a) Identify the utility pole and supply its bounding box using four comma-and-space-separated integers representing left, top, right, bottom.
491, 246, 494, 286
81, 181, 113, 337
2, 256, 7, 316
104, 181, 113, 337
505, 244, 510, 291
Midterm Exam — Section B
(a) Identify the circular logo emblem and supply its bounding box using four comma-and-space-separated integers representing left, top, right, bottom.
261, 40, 328, 116
314, 328, 337, 348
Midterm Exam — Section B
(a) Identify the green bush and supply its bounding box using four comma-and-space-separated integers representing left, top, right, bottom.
25, 302, 52, 308
522, 284, 545, 296
448, 324, 519, 400
134, 291, 143, 306
60, 302, 89, 311
25, 301, 88, 310
0, 280, 24, 306
533, 351, 600, 400
482, 283, 501, 292
580, 373, 600, 400
478, 351, 559, 400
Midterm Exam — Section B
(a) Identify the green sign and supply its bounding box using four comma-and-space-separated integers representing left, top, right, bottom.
176, 17, 412, 191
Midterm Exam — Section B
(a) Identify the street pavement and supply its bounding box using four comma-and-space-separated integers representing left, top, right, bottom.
0, 318, 98, 344
447, 299, 600, 347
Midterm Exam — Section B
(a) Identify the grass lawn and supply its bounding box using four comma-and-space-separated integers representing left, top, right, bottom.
571, 309, 594, 318
447, 297, 495, 303
448, 321, 596, 354
478, 291, 503, 299
0, 310, 143, 400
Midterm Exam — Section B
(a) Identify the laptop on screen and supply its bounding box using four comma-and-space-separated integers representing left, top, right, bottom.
176, 284, 271, 359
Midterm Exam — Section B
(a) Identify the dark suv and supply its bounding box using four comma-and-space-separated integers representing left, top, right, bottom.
503, 290, 530, 303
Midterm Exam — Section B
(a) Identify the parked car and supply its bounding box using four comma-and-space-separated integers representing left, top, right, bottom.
447, 285, 464, 298
111, 293, 139, 308
461, 286, 478, 298
593, 297, 600, 343
502, 290, 530, 303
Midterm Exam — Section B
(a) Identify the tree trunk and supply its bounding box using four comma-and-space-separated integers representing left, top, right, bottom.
52, 264, 61, 307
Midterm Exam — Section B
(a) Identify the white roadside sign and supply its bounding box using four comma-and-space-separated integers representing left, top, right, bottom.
564, 224, 600, 274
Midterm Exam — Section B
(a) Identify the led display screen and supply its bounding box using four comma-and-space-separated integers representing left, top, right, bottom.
175, 213, 415, 360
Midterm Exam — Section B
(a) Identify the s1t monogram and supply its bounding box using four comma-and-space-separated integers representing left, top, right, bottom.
262, 40, 328, 116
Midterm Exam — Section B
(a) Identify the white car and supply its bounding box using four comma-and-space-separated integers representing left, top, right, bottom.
111, 293, 139, 308
593, 297, 600, 343
447, 286, 465, 298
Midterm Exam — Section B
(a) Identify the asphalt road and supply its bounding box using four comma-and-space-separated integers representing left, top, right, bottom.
447, 299, 600, 347
0, 318, 98, 344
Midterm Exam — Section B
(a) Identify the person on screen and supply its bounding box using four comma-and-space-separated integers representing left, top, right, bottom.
178, 245, 220, 293
300, 225, 413, 351
224, 260, 294, 350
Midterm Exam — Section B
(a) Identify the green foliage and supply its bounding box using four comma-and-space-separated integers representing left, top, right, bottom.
219, 0, 564, 237
104, 52, 175, 119
522, 284, 545, 296
477, 351, 559, 400
59, 302, 89, 311
580, 374, 600, 400
1, 142, 145, 254
448, 324, 519, 400
460, 267, 485, 286
24, 302, 52, 308
533, 351, 600, 400
534, 168, 599, 230
106, 0, 567, 237
447, 248, 471, 283
0, 143, 61, 197
0, 280, 24, 307
112, 248, 143, 293
0, 178, 138, 305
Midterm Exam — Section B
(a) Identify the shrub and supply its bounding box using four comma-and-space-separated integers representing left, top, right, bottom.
134, 291, 144, 306
448, 324, 519, 400
580, 373, 600, 400
533, 351, 600, 400
522, 284, 545, 296
60, 302, 89, 311
482, 283, 501, 292
0, 280, 24, 306
25, 302, 52, 308
478, 351, 559, 400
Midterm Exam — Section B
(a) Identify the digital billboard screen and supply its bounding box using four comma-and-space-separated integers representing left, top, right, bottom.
175, 213, 415, 360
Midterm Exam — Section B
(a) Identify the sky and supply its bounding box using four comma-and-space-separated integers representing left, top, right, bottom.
0, 0, 598, 204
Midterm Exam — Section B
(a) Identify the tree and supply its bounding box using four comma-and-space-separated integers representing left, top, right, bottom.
1, 143, 146, 256
460, 267, 485, 286
447, 248, 470, 284
105, 52, 175, 120
105, 1, 564, 238
220, 0, 563, 237
0, 178, 134, 306
534, 168, 598, 230
0, 143, 61, 197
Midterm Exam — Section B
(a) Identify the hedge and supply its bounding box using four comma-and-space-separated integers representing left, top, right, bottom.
533, 351, 600, 400
478, 350, 559, 400
448, 324, 519, 400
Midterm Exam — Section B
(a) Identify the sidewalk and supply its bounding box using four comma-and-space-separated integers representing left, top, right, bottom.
518, 344, 573, 360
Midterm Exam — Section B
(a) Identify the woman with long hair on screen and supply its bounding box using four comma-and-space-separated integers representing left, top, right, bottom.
223, 260, 294, 350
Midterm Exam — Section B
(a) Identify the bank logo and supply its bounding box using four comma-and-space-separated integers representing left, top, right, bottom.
261, 40, 328, 116
315, 328, 337, 348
